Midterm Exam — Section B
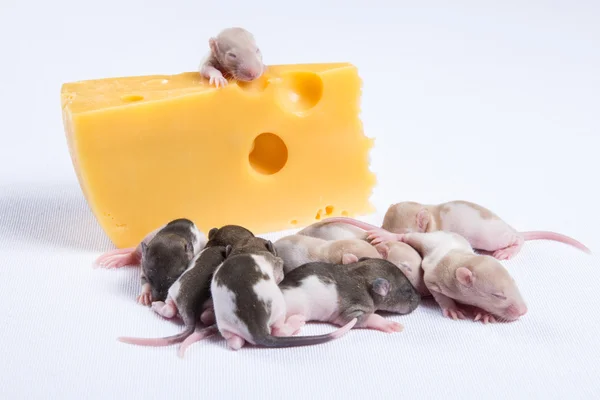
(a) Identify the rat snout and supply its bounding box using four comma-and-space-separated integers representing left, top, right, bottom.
504, 303, 528, 320
237, 64, 263, 81
518, 304, 528, 316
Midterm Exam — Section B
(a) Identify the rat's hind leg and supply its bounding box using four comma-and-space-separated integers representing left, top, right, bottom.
94, 247, 139, 269
271, 314, 306, 337
200, 299, 215, 325
366, 229, 402, 246
151, 299, 177, 319
492, 236, 524, 260
221, 330, 245, 351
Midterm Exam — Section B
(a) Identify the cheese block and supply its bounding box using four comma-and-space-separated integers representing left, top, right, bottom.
61, 63, 376, 248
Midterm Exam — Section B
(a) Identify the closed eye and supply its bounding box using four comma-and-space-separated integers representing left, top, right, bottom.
492, 293, 507, 300
228, 52, 237, 59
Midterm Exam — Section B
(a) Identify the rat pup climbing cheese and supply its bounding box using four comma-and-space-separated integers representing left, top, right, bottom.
61, 63, 374, 248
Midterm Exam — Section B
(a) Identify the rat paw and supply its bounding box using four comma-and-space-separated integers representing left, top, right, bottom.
136, 292, 152, 306
474, 311, 497, 324
492, 247, 516, 260
209, 73, 227, 88
364, 313, 404, 333
200, 308, 215, 325
226, 335, 245, 350
151, 300, 177, 319
442, 307, 467, 320
366, 230, 398, 246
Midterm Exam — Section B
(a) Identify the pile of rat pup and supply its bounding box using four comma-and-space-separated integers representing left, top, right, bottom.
95, 200, 590, 357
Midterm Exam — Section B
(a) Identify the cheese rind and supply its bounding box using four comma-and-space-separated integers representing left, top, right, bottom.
61, 63, 376, 248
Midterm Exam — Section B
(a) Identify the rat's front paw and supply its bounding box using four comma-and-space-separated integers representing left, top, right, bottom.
442, 306, 467, 320
473, 309, 497, 324
136, 292, 152, 306
208, 72, 227, 88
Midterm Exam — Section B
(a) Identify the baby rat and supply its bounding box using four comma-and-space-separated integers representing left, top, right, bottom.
198, 224, 258, 324
374, 201, 591, 260
204, 224, 255, 248
273, 234, 384, 273
95, 219, 206, 305
117, 246, 228, 358
377, 241, 427, 297
296, 220, 368, 241
199, 27, 264, 88
279, 258, 421, 334
399, 231, 528, 323
211, 236, 356, 350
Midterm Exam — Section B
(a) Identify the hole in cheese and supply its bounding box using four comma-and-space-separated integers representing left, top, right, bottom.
290, 220, 298, 225
275, 72, 323, 114
315, 209, 323, 220
237, 76, 270, 92
248, 133, 288, 175
341, 210, 349, 217
325, 205, 334, 215
121, 94, 144, 102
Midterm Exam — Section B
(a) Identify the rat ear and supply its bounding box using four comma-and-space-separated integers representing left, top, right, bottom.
140, 242, 148, 257
184, 242, 194, 259
416, 209, 430, 232
265, 240, 276, 255
342, 253, 359, 265
375, 243, 389, 259
371, 278, 391, 297
209, 37, 219, 53
208, 227, 219, 240
456, 267, 474, 287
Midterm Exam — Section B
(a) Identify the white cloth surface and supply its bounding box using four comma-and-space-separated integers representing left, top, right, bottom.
1, 1, 599, 399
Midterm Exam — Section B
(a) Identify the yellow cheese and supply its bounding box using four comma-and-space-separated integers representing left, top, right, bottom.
61, 63, 376, 248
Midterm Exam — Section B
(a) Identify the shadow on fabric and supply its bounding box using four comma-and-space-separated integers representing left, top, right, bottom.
0, 182, 109, 252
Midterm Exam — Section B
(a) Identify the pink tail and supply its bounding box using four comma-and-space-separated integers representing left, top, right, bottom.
117, 325, 194, 347
318, 217, 381, 232
521, 231, 591, 254
177, 325, 219, 358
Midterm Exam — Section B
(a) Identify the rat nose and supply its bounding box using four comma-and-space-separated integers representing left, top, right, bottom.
519, 304, 528, 316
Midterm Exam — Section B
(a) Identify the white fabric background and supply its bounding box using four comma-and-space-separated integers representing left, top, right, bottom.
1, 1, 599, 399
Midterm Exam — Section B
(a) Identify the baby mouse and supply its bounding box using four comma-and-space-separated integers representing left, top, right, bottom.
399, 230, 528, 323
117, 246, 228, 358
279, 258, 421, 334
95, 218, 206, 305
375, 201, 591, 260
199, 27, 264, 88
211, 236, 356, 350
273, 234, 384, 274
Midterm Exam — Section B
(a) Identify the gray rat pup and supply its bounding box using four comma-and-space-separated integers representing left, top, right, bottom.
95, 218, 206, 305
199, 27, 264, 88
198, 224, 258, 325
279, 258, 421, 334
118, 245, 228, 358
